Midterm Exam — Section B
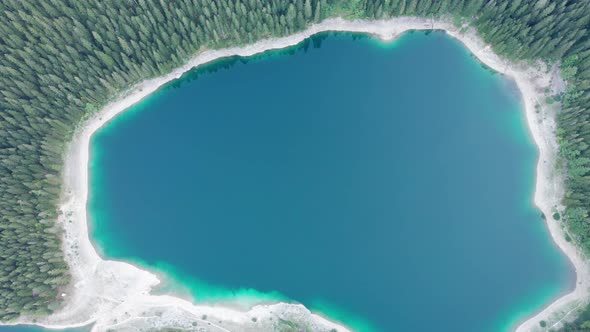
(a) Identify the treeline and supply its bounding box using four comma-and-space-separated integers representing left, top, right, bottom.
561, 303, 590, 331
358, 0, 590, 252
1, 0, 590, 326
355, 1, 590, 329
0, 0, 329, 321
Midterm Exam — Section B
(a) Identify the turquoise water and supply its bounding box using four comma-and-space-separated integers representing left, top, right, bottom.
88, 31, 574, 331
0, 326, 89, 332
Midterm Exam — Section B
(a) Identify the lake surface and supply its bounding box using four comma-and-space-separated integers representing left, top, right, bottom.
88, 31, 574, 332
0, 326, 88, 332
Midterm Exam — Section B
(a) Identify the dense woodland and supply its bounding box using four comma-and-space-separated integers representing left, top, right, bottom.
1, 0, 590, 329
562, 302, 590, 331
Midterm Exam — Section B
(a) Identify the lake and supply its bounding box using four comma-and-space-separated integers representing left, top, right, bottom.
87, 31, 573, 332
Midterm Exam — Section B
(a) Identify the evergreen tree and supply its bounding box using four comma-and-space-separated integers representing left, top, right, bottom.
1, 1, 590, 327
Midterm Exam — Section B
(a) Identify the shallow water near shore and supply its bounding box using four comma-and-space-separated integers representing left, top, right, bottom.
89, 31, 574, 331
0, 326, 90, 332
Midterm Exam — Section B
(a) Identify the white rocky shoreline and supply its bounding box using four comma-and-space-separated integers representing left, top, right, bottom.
2, 17, 587, 332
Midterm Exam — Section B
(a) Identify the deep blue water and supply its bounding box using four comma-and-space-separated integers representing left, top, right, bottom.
88, 31, 574, 331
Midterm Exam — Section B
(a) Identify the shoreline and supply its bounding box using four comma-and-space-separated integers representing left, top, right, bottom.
4, 17, 587, 331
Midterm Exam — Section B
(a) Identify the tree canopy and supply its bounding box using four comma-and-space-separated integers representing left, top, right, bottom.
1, 0, 590, 328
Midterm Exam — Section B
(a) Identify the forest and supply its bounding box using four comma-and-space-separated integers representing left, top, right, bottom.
1, 0, 590, 329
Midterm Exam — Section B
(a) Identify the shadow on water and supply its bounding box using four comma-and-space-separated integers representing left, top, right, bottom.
166, 32, 373, 91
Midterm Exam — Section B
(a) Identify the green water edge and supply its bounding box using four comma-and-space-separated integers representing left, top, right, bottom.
85, 30, 572, 332
103, 255, 567, 332
87, 32, 382, 332
129, 260, 380, 332
500, 283, 570, 331
489, 70, 572, 332
88, 184, 380, 330
0, 325, 92, 332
